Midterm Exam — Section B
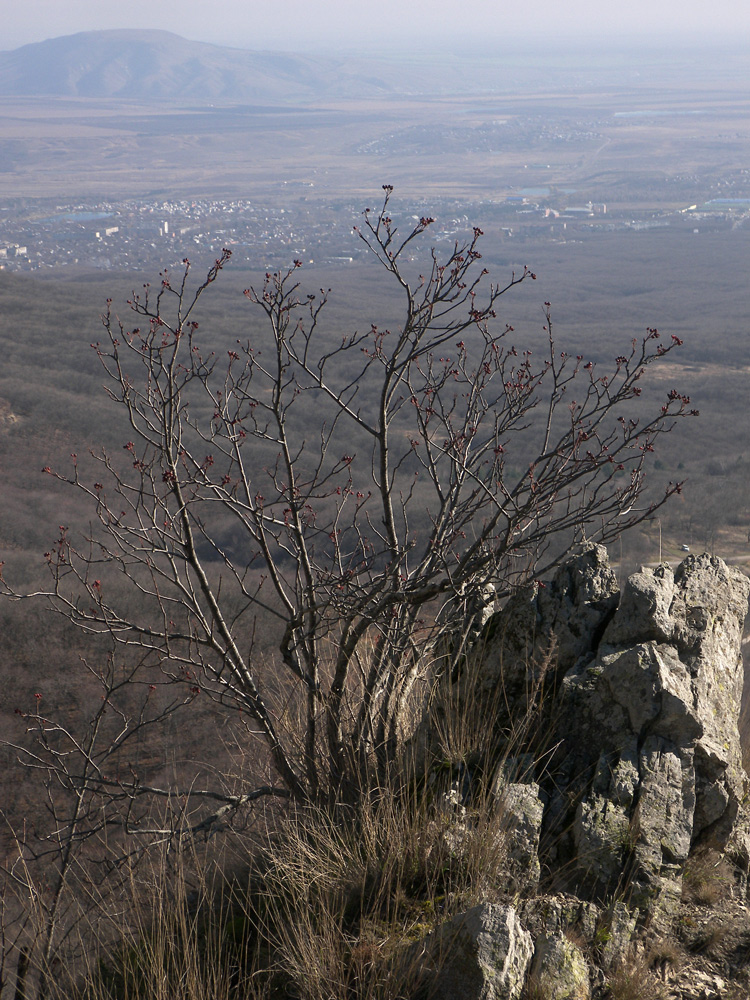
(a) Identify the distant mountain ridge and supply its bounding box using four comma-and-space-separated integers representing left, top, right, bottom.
0, 30, 400, 102
0, 29, 476, 102
2, 31, 728, 105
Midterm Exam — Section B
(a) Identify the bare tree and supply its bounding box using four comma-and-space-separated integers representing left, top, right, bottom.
9, 187, 694, 820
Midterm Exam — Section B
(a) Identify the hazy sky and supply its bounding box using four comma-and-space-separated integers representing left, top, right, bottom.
2, 0, 748, 52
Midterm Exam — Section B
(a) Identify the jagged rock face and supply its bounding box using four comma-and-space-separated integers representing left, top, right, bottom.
476, 547, 750, 924
472, 544, 620, 728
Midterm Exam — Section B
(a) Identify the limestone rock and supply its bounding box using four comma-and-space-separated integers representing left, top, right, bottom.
470, 543, 619, 723
412, 547, 749, 992
528, 932, 590, 999
499, 781, 545, 888
519, 893, 600, 947
599, 901, 638, 971
426, 903, 533, 1000
474, 548, 749, 927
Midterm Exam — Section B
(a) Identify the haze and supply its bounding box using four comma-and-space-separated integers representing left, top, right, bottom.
0, 22, 749, 590
3, 0, 750, 53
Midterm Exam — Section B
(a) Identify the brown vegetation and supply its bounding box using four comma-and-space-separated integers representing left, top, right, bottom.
0, 191, 701, 997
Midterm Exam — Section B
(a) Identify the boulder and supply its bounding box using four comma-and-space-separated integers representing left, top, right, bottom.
425, 903, 533, 1000
528, 932, 590, 999
519, 892, 600, 949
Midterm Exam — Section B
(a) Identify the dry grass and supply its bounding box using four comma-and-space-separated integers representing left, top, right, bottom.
19, 838, 257, 1000
681, 849, 734, 907
0, 644, 546, 1000
230, 648, 552, 1000
253, 768, 513, 998
685, 920, 733, 959
29, 780, 513, 1000
645, 937, 682, 969
606, 960, 669, 1000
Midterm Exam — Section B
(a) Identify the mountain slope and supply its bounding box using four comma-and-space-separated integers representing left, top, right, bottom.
0, 30, 399, 102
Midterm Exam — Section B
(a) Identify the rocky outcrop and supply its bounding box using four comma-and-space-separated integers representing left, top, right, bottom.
476, 547, 749, 927
417, 546, 750, 999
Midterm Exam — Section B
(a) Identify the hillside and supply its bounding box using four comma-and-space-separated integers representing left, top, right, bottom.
0, 29, 515, 103
0, 30, 360, 102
